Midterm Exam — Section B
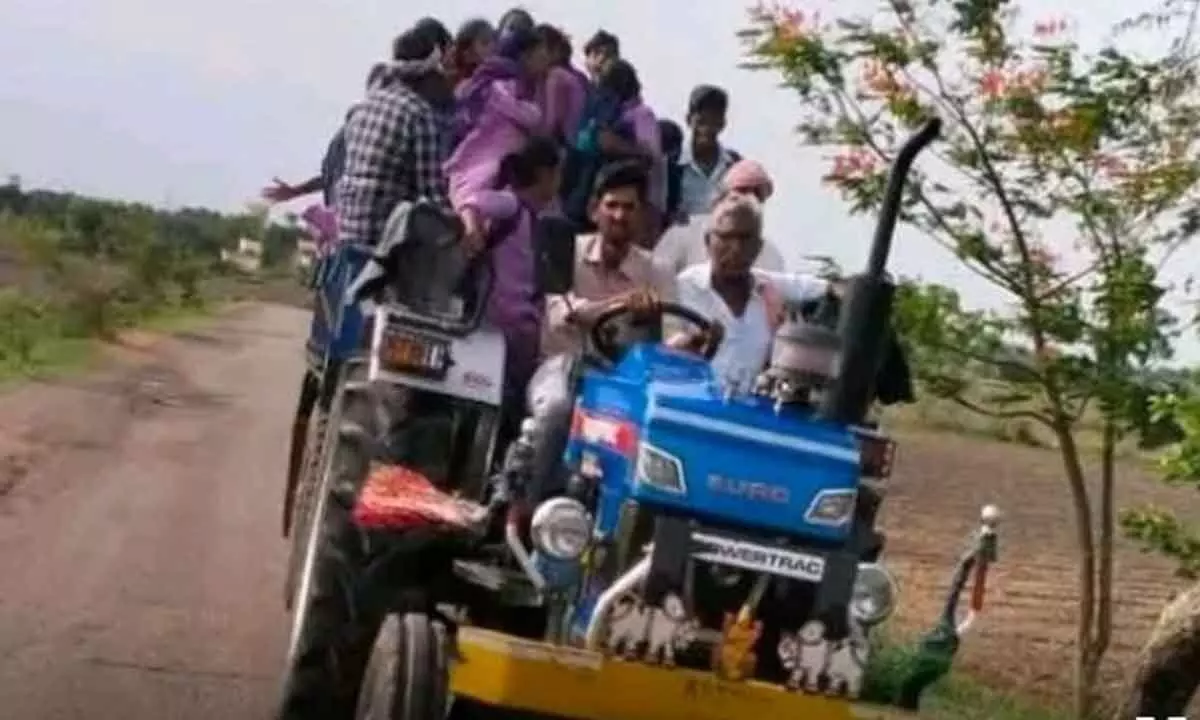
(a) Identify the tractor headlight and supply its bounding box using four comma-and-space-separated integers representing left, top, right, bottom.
635, 444, 686, 494
850, 562, 897, 626
530, 497, 591, 561
806, 489, 857, 526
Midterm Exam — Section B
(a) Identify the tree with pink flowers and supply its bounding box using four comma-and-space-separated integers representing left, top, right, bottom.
742, 0, 1200, 715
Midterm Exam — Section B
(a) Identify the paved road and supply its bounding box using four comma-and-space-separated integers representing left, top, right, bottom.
0, 304, 308, 720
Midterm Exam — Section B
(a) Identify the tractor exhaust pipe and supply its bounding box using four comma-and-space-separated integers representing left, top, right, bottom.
820, 118, 942, 425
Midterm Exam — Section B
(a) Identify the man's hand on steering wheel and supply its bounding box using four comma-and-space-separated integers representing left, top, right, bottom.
625, 288, 662, 323
590, 297, 723, 363
667, 321, 726, 356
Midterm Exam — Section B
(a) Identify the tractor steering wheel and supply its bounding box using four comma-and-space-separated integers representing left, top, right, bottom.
590, 300, 722, 364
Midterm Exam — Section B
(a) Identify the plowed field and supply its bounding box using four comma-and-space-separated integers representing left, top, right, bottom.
882, 429, 1198, 707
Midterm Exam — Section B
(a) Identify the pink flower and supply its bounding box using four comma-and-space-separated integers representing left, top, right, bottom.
980, 69, 1006, 98
862, 59, 906, 96
1094, 153, 1129, 179
1027, 241, 1059, 270
1033, 18, 1068, 39
775, 7, 807, 39
825, 147, 878, 182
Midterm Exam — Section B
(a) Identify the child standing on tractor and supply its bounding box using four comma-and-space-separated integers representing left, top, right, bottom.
457, 136, 563, 412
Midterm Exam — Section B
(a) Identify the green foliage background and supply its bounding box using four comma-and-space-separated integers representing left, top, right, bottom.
0, 177, 305, 378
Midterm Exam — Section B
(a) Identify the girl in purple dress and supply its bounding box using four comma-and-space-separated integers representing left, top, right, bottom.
444, 27, 550, 210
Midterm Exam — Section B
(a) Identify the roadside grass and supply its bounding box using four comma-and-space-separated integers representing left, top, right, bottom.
0, 299, 219, 387
0, 271, 310, 388
0, 208, 305, 388
0, 334, 97, 386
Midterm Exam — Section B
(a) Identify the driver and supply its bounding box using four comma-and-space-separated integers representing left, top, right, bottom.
672, 194, 837, 388
541, 160, 676, 357
527, 160, 689, 497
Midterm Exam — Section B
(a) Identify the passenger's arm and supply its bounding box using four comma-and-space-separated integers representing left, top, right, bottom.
661, 270, 695, 342
487, 81, 544, 133
546, 293, 620, 333
456, 190, 519, 252
458, 190, 519, 224
262, 175, 324, 203
756, 269, 831, 305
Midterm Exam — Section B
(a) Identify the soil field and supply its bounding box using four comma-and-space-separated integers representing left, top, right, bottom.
880, 427, 1200, 709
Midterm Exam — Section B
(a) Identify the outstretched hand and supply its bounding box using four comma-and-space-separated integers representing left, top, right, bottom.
261, 177, 300, 204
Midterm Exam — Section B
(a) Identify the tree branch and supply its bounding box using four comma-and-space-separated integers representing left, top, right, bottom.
918, 337, 1044, 384
823, 86, 1024, 293
946, 393, 1054, 425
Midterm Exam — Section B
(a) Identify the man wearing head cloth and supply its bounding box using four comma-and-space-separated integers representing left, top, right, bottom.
337, 21, 455, 244
671, 193, 836, 387
654, 158, 786, 274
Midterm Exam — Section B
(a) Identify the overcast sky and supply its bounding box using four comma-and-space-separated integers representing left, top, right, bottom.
0, 0, 1192, 358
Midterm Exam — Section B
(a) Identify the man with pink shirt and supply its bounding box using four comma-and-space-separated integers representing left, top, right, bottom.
541, 161, 674, 357
527, 161, 674, 497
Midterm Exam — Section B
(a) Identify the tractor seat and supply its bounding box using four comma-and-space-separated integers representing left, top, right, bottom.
352, 464, 489, 531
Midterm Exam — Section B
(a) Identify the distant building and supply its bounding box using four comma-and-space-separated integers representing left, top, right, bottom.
293, 237, 317, 272
221, 236, 263, 273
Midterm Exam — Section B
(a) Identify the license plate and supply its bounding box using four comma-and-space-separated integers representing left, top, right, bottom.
378, 329, 450, 379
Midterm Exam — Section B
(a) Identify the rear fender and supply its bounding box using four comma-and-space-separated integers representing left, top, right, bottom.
366, 304, 506, 407
352, 526, 479, 619
282, 371, 322, 537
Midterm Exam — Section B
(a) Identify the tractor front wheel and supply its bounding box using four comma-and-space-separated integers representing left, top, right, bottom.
355, 613, 451, 720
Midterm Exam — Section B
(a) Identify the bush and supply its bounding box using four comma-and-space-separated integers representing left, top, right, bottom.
0, 186, 258, 379
0, 289, 53, 369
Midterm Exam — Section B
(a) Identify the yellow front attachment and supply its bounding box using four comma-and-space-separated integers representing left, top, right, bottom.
452, 628, 865, 720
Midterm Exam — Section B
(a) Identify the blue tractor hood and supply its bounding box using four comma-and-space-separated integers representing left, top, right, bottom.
637, 382, 861, 541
